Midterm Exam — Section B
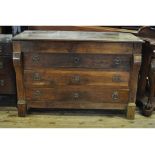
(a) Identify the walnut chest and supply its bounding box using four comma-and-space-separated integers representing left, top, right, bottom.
13, 31, 143, 119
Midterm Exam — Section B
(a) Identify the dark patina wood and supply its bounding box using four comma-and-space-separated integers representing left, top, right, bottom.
0, 35, 16, 95
24, 53, 131, 70
0, 34, 16, 106
13, 30, 143, 119
14, 30, 142, 42
13, 41, 26, 116
137, 27, 155, 116
24, 69, 129, 88
21, 41, 133, 54
25, 86, 129, 103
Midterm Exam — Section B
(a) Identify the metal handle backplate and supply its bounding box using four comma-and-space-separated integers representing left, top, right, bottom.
33, 90, 41, 97
112, 91, 119, 100
32, 55, 40, 63
71, 75, 80, 83
73, 92, 80, 100
33, 73, 41, 81
73, 56, 80, 64
112, 75, 121, 82
114, 57, 121, 65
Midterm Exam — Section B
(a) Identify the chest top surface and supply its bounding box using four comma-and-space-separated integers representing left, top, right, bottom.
13, 30, 143, 43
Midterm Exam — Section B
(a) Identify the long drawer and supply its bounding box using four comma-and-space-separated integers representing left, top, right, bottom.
27, 101, 127, 110
25, 86, 129, 103
24, 69, 129, 88
24, 53, 131, 70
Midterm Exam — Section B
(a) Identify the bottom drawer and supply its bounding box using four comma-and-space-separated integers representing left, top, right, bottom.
27, 101, 127, 110
25, 86, 129, 104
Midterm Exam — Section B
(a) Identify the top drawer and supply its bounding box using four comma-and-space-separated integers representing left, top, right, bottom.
21, 41, 133, 54
24, 53, 131, 71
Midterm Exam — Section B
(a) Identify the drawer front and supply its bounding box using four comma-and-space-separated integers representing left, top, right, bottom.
25, 86, 129, 103
24, 53, 131, 71
0, 43, 12, 56
27, 101, 127, 110
21, 41, 133, 54
24, 69, 129, 88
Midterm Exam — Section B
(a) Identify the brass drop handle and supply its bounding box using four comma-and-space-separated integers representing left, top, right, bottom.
73, 92, 80, 100
73, 56, 80, 64
71, 75, 80, 83
32, 55, 40, 63
33, 90, 41, 97
112, 91, 119, 100
0, 80, 4, 86
0, 61, 3, 69
33, 73, 41, 81
114, 57, 121, 65
112, 75, 121, 82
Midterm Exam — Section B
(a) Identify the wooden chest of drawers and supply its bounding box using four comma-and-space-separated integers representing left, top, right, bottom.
13, 31, 143, 119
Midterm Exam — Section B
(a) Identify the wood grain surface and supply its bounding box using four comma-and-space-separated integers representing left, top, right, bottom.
25, 86, 129, 103
24, 69, 129, 87
24, 53, 131, 70
13, 31, 142, 119
21, 41, 133, 54
13, 31, 143, 42
0, 35, 16, 95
